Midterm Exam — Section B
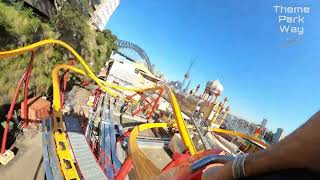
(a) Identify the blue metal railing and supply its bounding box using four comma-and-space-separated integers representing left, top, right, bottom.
42, 118, 62, 180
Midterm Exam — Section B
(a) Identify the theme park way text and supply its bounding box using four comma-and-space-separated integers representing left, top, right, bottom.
273, 5, 310, 35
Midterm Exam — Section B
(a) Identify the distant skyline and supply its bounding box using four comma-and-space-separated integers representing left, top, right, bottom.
107, 0, 320, 133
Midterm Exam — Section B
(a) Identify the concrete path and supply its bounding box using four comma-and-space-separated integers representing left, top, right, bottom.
0, 129, 44, 180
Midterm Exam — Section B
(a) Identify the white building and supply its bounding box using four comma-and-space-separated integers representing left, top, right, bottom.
103, 54, 162, 96
90, 0, 120, 31
224, 114, 258, 136
272, 128, 284, 143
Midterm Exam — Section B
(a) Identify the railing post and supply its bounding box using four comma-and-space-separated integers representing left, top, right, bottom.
23, 51, 35, 128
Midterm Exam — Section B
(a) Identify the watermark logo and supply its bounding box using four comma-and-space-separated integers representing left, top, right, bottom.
273, 5, 310, 36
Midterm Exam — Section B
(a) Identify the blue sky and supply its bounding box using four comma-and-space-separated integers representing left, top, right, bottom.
107, 0, 320, 133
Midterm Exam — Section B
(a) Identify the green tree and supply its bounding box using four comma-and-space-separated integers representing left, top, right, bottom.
0, 1, 118, 106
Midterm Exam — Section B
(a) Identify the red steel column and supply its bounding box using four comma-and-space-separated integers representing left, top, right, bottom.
1, 73, 26, 154
115, 157, 133, 180
147, 88, 164, 119
59, 71, 68, 109
23, 51, 34, 128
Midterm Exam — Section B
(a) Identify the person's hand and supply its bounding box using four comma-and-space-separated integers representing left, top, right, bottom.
201, 162, 234, 180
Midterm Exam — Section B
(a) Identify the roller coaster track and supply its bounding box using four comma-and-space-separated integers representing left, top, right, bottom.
0, 39, 267, 180
0, 39, 196, 179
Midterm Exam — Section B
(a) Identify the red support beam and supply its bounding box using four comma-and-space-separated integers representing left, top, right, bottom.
139, 93, 152, 106
59, 71, 68, 109
92, 88, 102, 110
126, 92, 139, 101
60, 59, 76, 109
1, 73, 26, 154
147, 88, 164, 119
116, 129, 132, 143
161, 153, 190, 172
23, 51, 35, 128
131, 88, 165, 121
2, 51, 35, 154
132, 102, 150, 117
115, 157, 133, 180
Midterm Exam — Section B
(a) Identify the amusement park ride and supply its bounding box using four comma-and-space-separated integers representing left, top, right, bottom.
0, 40, 268, 180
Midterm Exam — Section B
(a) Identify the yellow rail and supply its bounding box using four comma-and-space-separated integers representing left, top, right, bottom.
52, 111, 80, 180
104, 81, 163, 93
128, 123, 168, 179
0, 39, 119, 106
210, 128, 269, 148
0, 39, 272, 179
51, 64, 197, 154
0, 40, 197, 178
51, 64, 163, 108
171, 124, 268, 148
166, 87, 197, 155
52, 64, 91, 110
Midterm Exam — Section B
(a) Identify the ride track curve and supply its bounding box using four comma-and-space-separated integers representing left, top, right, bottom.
0, 39, 196, 179
0, 39, 267, 179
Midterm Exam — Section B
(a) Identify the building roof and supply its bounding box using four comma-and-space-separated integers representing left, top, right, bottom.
134, 62, 162, 82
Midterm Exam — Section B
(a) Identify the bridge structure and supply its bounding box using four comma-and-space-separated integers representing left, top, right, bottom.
114, 39, 153, 73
